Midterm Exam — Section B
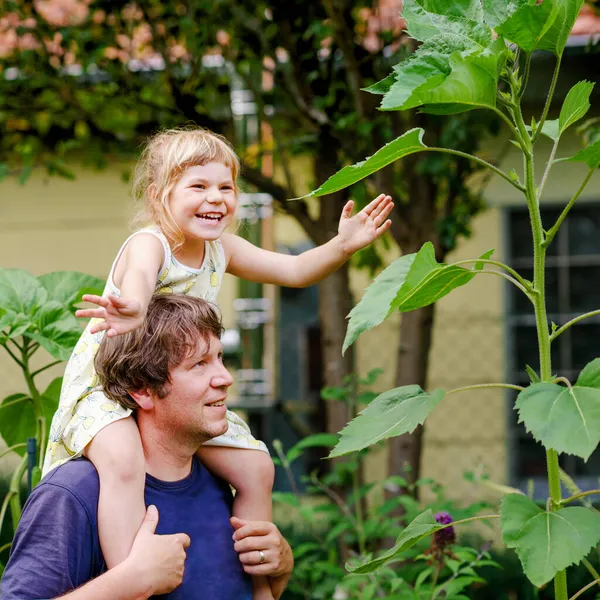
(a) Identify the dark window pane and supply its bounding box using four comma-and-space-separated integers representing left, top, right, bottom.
517, 432, 547, 478
570, 266, 600, 313
512, 267, 533, 315
572, 324, 600, 371
509, 211, 533, 259
569, 206, 600, 256
515, 325, 561, 374
543, 209, 562, 257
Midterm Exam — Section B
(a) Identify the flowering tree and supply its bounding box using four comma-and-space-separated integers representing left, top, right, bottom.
1, 1, 501, 483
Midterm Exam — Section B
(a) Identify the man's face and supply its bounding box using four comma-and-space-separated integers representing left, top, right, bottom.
154, 334, 233, 443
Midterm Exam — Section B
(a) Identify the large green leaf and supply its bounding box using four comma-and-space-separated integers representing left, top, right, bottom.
481, 0, 519, 28
536, 0, 586, 57
343, 252, 416, 354
308, 129, 427, 197
0, 378, 61, 456
516, 360, 600, 459
25, 300, 83, 360
0, 309, 32, 342
562, 138, 600, 169
344, 243, 492, 352
539, 81, 595, 142
495, 1, 558, 53
286, 433, 340, 463
0, 269, 47, 315
330, 385, 444, 458
558, 81, 595, 134
38, 271, 105, 310
501, 493, 600, 586
367, 0, 507, 113
483, 0, 584, 57
347, 510, 440, 573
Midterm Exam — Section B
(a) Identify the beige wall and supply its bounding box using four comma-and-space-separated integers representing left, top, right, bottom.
1, 129, 597, 501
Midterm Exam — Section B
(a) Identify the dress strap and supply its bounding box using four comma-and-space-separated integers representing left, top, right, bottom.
106, 227, 170, 292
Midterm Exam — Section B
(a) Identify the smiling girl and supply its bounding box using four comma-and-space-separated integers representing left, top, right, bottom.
43, 127, 393, 599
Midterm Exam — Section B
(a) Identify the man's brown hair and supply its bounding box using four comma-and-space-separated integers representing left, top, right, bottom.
94, 294, 224, 410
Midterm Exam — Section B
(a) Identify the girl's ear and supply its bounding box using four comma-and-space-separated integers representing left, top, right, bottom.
129, 388, 154, 411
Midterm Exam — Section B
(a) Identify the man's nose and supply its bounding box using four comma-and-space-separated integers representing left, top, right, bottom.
213, 364, 233, 388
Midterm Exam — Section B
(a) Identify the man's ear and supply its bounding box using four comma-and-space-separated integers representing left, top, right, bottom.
129, 388, 154, 411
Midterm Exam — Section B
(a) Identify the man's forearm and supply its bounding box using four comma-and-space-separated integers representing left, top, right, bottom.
57, 562, 151, 600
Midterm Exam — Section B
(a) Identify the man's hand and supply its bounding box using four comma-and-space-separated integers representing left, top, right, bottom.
76, 293, 144, 337
125, 505, 191, 596
231, 517, 293, 600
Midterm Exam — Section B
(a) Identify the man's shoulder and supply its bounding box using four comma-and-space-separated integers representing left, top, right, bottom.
39, 458, 100, 509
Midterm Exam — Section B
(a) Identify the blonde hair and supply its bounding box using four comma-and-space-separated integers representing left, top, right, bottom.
131, 127, 241, 251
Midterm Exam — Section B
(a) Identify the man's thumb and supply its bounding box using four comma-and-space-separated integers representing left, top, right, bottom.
139, 504, 159, 534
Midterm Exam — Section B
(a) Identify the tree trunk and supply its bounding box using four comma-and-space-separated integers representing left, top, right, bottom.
388, 303, 436, 487
317, 263, 355, 435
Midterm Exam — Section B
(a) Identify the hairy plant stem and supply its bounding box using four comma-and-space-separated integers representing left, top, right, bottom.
560, 489, 600, 506
450, 258, 531, 290
570, 578, 600, 600
424, 148, 525, 192
447, 383, 524, 395
514, 80, 568, 600
550, 309, 600, 342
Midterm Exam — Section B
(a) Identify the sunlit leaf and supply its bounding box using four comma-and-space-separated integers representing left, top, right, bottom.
561, 138, 600, 169
516, 360, 600, 459
347, 510, 439, 573
0, 269, 47, 315
501, 493, 600, 586
330, 385, 444, 457
38, 271, 105, 310
308, 129, 427, 197
343, 243, 492, 353
558, 81, 595, 134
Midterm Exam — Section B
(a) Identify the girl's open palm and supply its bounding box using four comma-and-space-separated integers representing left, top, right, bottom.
75, 294, 144, 337
337, 194, 393, 255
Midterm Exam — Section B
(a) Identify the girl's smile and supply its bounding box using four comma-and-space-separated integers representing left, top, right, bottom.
169, 162, 237, 242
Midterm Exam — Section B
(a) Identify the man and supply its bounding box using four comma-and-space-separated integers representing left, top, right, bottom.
0, 294, 292, 599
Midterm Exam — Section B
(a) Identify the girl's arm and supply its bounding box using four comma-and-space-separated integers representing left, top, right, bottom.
76, 233, 165, 337
223, 194, 393, 287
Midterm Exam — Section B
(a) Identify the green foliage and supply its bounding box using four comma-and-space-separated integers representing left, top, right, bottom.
516, 359, 600, 460
315, 0, 599, 597
0, 269, 103, 535
0, 269, 103, 360
330, 386, 444, 458
501, 494, 600, 586
343, 243, 492, 353
308, 129, 427, 197
275, 371, 497, 599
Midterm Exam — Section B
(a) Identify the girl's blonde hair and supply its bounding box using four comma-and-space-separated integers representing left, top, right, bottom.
131, 126, 241, 250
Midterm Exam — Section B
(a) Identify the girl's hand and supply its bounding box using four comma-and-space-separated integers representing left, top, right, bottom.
337, 194, 393, 256
75, 293, 144, 337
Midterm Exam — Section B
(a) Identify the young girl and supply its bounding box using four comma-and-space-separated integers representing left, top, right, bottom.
43, 127, 393, 599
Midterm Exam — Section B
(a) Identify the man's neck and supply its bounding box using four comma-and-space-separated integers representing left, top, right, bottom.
139, 425, 201, 482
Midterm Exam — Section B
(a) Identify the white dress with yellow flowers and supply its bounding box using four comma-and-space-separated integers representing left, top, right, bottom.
42, 226, 267, 476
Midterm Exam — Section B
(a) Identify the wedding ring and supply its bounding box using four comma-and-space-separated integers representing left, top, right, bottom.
258, 550, 266, 564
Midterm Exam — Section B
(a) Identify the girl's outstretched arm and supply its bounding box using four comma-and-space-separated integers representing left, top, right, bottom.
76, 233, 164, 337
223, 194, 393, 287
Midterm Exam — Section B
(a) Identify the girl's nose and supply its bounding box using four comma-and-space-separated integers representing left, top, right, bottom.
206, 187, 223, 203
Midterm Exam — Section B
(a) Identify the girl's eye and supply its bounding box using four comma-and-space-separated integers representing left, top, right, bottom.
193, 184, 205, 189
196, 361, 205, 367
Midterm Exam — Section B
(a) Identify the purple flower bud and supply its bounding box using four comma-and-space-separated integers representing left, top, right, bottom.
434, 511, 456, 547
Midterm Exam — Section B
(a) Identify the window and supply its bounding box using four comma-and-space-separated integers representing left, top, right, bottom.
506, 204, 600, 488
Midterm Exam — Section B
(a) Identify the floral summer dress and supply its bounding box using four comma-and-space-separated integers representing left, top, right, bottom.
42, 227, 266, 476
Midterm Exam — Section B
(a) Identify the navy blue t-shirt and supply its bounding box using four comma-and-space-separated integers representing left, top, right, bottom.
0, 458, 251, 600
